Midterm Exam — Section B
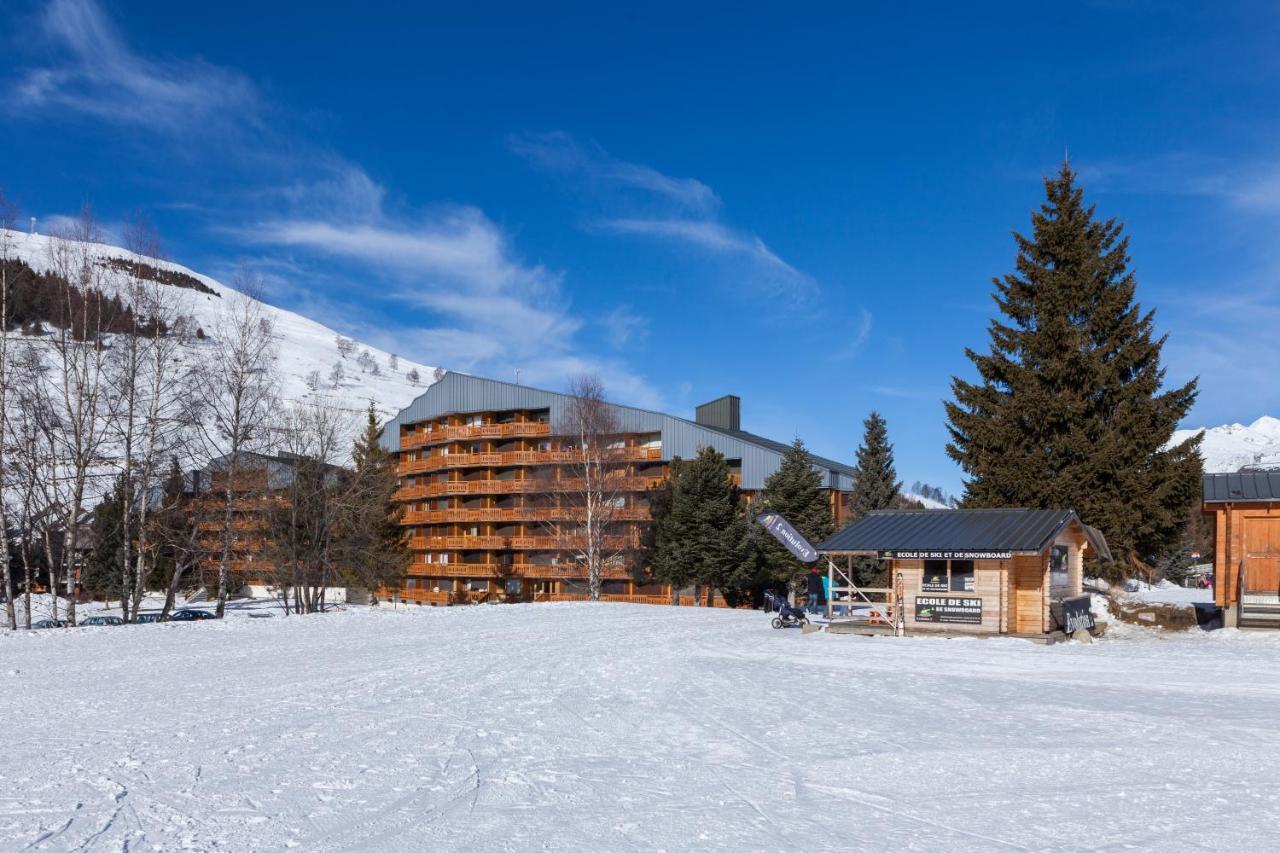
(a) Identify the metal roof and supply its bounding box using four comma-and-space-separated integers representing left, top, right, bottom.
1203, 471, 1280, 503
379, 371, 855, 491
819, 508, 1107, 557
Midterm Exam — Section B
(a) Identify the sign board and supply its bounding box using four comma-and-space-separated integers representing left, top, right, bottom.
879, 550, 1013, 561
914, 596, 983, 625
755, 512, 818, 563
921, 569, 949, 593
1059, 594, 1095, 634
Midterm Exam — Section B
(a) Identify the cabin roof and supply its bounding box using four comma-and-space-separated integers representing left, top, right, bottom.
1203, 471, 1280, 504
819, 508, 1111, 561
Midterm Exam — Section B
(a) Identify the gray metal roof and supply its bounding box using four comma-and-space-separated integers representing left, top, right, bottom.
379, 371, 855, 491
820, 508, 1108, 557
1203, 472, 1280, 503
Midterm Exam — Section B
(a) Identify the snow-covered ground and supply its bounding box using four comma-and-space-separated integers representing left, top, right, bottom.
3, 604, 1278, 851
1125, 580, 1214, 606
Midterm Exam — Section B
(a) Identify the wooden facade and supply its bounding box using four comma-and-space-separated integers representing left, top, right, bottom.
821, 509, 1102, 637
1204, 473, 1280, 627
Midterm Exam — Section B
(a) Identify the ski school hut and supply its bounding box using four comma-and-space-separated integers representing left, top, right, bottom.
819, 509, 1111, 637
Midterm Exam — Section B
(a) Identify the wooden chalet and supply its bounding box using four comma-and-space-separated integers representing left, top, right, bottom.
1204, 472, 1280, 628
819, 508, 1111, 637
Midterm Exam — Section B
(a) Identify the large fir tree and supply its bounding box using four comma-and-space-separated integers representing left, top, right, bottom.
945, 163, 1202, 564
756, 438, 834, 589
848, 411, 902, 520
666, 448, 742, 604
337, 403, 409, 595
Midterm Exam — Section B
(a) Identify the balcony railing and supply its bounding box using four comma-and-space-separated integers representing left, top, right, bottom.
400, 422, 552, 449
396, 446, 663, 475
401, 506, 650, 525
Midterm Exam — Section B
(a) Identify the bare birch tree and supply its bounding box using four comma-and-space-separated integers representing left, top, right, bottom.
195, 278, 278, 617
541, 375, 630, 600
105, 220, 201, 620
0, 193, 17, 628
44, 209, 117, 625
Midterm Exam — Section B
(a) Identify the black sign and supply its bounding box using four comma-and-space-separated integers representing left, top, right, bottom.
921, 569, 949, 593
914, 596, 983, 625
755, 512, 818, 563
1059, 594, 1095, 634
880, 550, 1013, 560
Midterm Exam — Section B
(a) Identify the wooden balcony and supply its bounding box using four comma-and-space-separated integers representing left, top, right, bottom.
507, 534, 640, 550
400, 422, 552, 449
404, 562, 633, 580
396, 446, 663, 475
401, 506, 651, 525
408, 535, 507, 551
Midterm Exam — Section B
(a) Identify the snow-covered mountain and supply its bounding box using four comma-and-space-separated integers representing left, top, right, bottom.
1172, 416, 1280, 473
2, 227, 437, 424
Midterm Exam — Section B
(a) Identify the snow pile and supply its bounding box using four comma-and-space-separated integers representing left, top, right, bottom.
3, 603, 1279, 850
1171, 415, 1280, 472
1, 227, 437, 424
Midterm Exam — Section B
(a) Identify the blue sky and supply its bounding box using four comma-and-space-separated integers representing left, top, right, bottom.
3, 0, 1279, 494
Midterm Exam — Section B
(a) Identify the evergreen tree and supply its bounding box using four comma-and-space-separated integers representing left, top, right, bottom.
756, 438, 834, 590
848, 411, 902, 520
337, 403, 409, 595
666, 448, 742, 605
635, 458, 684, 600
84, 476, 129, 598
945, 163, 1202, 564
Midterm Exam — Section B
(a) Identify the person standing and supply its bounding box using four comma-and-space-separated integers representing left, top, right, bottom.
806, 566, 824, 614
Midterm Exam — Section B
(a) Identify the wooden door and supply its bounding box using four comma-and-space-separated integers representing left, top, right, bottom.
1244, 518, 1280, 595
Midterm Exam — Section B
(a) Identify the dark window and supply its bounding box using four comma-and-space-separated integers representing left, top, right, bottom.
950, 560, 975, 592
922, 560, 949, 592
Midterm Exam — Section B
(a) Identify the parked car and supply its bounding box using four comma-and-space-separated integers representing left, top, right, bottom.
169, 609, 217, 622
81, 616, 124, 627
133, 613, 163, 624
30, 619, 69, 629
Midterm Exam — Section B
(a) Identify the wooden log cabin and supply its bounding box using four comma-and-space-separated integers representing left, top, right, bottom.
819, 509, 1111, 637
1203, 472, 1280, 628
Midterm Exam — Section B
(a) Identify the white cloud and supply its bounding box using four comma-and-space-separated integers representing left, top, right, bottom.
512, 131, 810, 295
8, 0, 259, 133
598, 218, 801, 278
509, 131, 719, 212
241, 168, 662, 408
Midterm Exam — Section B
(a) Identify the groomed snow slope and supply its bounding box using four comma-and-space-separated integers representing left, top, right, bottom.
3, 604, 1278, 851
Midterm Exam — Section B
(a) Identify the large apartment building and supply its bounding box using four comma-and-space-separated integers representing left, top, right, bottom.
379, 372, 858, 605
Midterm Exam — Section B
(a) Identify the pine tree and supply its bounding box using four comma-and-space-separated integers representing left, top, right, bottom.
756, 438, 834, 590
338, 403, 409, 596
848, 411, 901, 520
945, 163, 1202, 564
635, 458, 683, 601
84, 476, 129, 599
667, 447, 742, 604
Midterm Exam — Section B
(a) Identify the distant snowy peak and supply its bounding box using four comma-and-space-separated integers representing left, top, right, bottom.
1, 227, 437, 422
1172, 416, 1280, 473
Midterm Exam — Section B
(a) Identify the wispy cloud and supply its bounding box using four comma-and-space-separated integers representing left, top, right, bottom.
512, 131, 811, 295
828, 308, 874, 361
7, 0, 260, 134
239, 165, 663, 408
509, 131, 719, 212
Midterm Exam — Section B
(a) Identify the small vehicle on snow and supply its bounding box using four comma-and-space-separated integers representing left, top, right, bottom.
134, 613, 163, 624
30, 619, 69, 629
81, 616, 124, 626
763, 590, 809, 629
169, 609, 217, 621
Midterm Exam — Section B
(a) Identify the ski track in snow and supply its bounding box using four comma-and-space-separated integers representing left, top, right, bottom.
2, 603, 1280, 851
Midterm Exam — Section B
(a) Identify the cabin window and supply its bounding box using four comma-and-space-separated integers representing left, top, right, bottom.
1050, 546, 1069, 587
949, 560, 975, 593
922, 559, 975, 593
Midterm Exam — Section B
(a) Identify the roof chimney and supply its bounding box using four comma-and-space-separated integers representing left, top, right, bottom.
695, 395, 741, 432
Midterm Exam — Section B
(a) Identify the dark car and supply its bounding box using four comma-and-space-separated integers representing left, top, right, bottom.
81, 616, 124, 627
133, 613, 163, 624
169, 609, 217, 622
30, 619, 69, 629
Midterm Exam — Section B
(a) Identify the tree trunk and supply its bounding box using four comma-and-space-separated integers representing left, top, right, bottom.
216, 455, 237, 619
